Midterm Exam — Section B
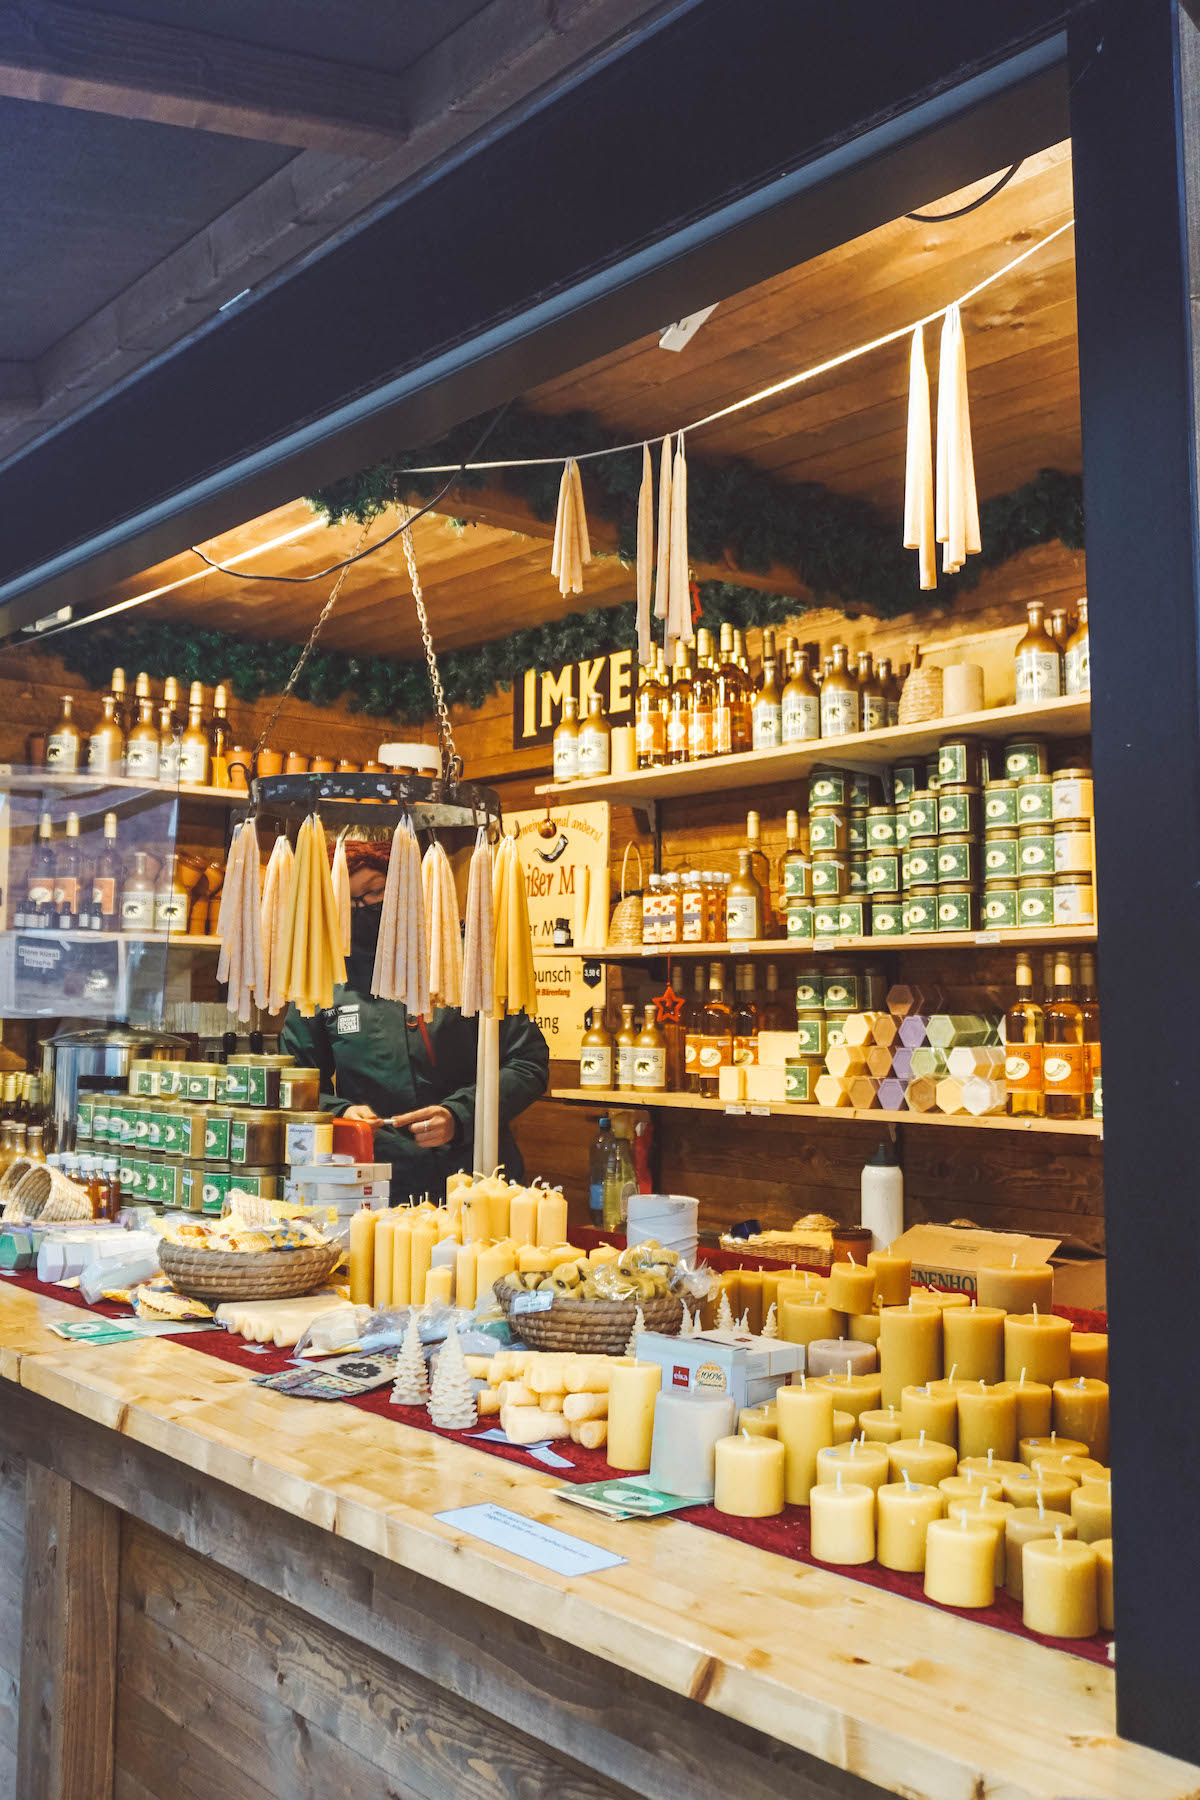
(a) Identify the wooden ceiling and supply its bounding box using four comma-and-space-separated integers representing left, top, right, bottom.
77, 143, 1078, 662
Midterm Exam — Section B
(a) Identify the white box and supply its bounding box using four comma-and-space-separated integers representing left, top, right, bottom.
635, 1328, 803, 1411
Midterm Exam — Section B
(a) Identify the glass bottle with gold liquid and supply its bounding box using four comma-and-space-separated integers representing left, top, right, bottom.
615, 1002, 638, 1091
733, 628, 751, 677
1005, 954, 1044, 1117
780, 809, 810, 905
1077, 951, 1101, 1114
684, 963, 707, 1093
45, 696, 82, 771
634, 657, 666, 768
726, 848, 763, 942
760, 961, 788, 1031
89, 811, 121, 931
782, 648, 820, 743
53, 812, 82, 930
632, 1002, 668, 1093
579, 1008, 615, 1090
1065, 598, 1090, 696
732, 964, 759, 1066
751, 650, 783, 749
876, 656, 901, 726
713, 622, 752, 755
209, 682, 233, 785
124, 696, 161, 780
857, 651, 888, 733
25, 813, 55, 924
1014, 601, 1062, 703
664, 963, 688, 1091
552, 695, 580, 781
158, 700, 181, 785
688, 628, 716, 761
162, 675, 183, 735
86, 693, 125, 775
698, 962, 733, 1097
106, 667, 129, 735
1042, 954, 1086, 1119
178, 684, 210, 786
820, 645, 859, 737
577, 694, 611, 776
746, 809, 774, 935
665, 642, 692, 766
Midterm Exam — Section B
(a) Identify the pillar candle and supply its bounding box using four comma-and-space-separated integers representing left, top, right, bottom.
1022, 1533, 1099, 1638
811, 1372, 883, 1421
815, 1440, 891, 1495
859, 1406, 903, 1444
779, 1303, 842, 1349
826, 1261, 877, 1315
1033, 1453, 1105, 1485
1005, 1507, 1076, 1600
887, 1436, 958, 1487
776, 1272, 829, 1307
1070, 1332, 1108, 1380
436, 1206, 458, 1241
648, 1390, 736, 1499
508, 1189, 538, 1245
959, 1456, 1025, 1487
911, 1289, 970, 1311
423, 1264, 453, 1307
866, 1251, 911, 1306
1052, 1377, 1110, 1464
806, 1339, 877, 1379
1070, 1481, 1112, 1544
978, 1264, 1054, 1313
463, 1193, 491, 1243
713, 1433, 785, 1517
849, 1310, 883, 1346
1004, 1313, 1072, 1386
737, 1402, 778, 1438
995, 1375, 1053, 1440
1020, 1433, 1088, 1467
738, 1269, 763, 1333
810, 1476, 875, 1564
475, 1240, 516, 1299
373, 1210, 397, 1308
956, 1383, 1018, 1462
535, 1189, 568, 1247
878, 1303, 943, 1407
776, 1382, 834, 1503
391, 1210, 415, 1305
410, 1212, 439, 1308
946, 1493, 1013, 1583
348, 1206, 378, 1306
832, 1411, 856, 1444
876, 1480, 944, 1571
924, 1515, 996, 1607
607, 1362, 662, 1470
900, 1384, 957, 1447
759, 1268, 787, 1317
455, 1242, 478, 1311
1000, 1469, 1077, 1513
1094, 1537, 1114, 1630
518, 1245, 554, 1274
942, 1306, 1006, 1385
939, 1473, 1002, 1508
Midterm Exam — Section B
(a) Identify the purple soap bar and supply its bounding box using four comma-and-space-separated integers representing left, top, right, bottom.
878, 1078, 907, 1112
891, 1046, 914, 1083
898, 1015, 930, 1048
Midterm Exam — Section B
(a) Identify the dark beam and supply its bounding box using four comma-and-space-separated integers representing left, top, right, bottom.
0, 362, 36, 419
0, 0, 411, 154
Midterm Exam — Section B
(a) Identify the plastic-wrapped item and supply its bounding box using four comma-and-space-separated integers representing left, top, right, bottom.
79, 1241, 161, 1304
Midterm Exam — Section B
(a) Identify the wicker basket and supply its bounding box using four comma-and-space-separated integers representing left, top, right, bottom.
607, 841, 644, 948
493, 1279, 682, 1354
159, 1240, 341, 1303
2, 1164, 92, 1225
898, 644, 943, 725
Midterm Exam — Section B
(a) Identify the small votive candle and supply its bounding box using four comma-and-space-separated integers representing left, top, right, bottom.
956, 1382, 1018, 1462
876, 1479, 943, 1572
938, 1473, 1002, 1507
815, 1439, 890, 1494
886, 1435, 958, 1487
832, 1411, 857, 1444
737, 1402, 778, 1439
811, 1371, 883, 1422
810, 1473, 875, 1564
924, 1514, 996, 1607
858, 1406, 903, 1445
945, 1492, 1013, 1584
1020, 1434, 1088, 1468
1005, 1506, 1076, 1601
1000, 1469, 1077, 1514
866, 1250, 911, 1306
806, 1338, 877, 1379
825, 1260, 877, 1315
1022, 1531, 1099, 1638
900, 1383, 957, 1447
1052, 1376, 1110, 1464
1070, 1480, 1112, 1544
713, 1432, 785, 1517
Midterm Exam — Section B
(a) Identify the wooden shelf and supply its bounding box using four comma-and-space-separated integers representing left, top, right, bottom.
535, 694, 1091, 806
558, 926, 1098, 959
3, 927, 220, 950
0, 770, 246, 805
550, 1087, 1103, 1135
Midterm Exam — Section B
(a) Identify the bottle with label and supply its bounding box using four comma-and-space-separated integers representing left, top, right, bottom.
780, 809, 811, 903
615, 1003, 638, 1090
698, 962, 733, 1096
665, 643, 692, 765
89, 811, 120, 931
746, 809, 774, 934
861, 1142, 904, 1248
782, 649, 820, 743
664, 963, 689, 1090
158, 701, 181, 784
179, 685, 211, 786
633, 1003, 668, 1093
1014, 601, 1063, 703
577, 694, 611, 776
209, 682, 233, 785
733, 629, 752, 676
579, 1008, 615, 1089
1064, 598, 1090, 696
553, 696, 580, 781
53, 812, 83, 930
857, 652, 888, 733
688, 628, 716, 760
1076, 950, 1102, 1114
25, 813, 56, 925
756, 628, 777, 688
601, 1128, 636, 1231
820, 645, 860, 737
1005, 954, 1044, 1117
588, 1116, 617, 1226
713, 623, 753, 755
1042, 954, 1086, 1120
751, 652, 783, 749
124, 696, 161, 780
679, 867, 705, 943
732, 964, 759, 1066
760, 961, 789, 1031
684, 962, 707, 1092
45, 696, 82, 771
876, 657, 901, 727
120, 850, 157, 933
726, 849, 763, 941
1049, 609, 1070, 649
634, 659, 666, 768
86, 694, 125, 775
154, 855, 192, 935
106, 667, 129, 735
162, 675, 183, 735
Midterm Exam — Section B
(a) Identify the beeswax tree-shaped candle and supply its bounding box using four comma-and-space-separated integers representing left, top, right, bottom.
392, 1312, 429, 1407
716, 1290, 735, 1333
761, 1303, 778, 1339
625, 1305, 646, 1358
428, 1324, 477, 1430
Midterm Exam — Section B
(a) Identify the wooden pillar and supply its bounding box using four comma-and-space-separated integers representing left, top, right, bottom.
17, 1463, 119, 1800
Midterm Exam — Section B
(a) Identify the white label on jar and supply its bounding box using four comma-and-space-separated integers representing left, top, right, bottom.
782, 696, 819, 742
154, 893, 189, 930
752, 701, 782, 749
124, 741, 160, 778
88, 739, 120, 772
45, 732, 78, 769
1052, 778, 1091, 821
579, 1048, 612, 1087
576, 729, 609, 775
1015, 650, 1062, 702
120, 892, 155, 929
553, 739, 578, 781
725, 896, 759, 940
1053, 883, 1095, 925
178, 742, 208, 783
1064, 643, 1090, 695
616, 1044, 635, 1088
863, 698, 888, 732
632, 1047, 667, 1090
159, 739, 181, 783
820, 691, 859, 737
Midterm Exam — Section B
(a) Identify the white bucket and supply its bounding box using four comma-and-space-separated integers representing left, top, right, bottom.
626, 1193, 699, 1262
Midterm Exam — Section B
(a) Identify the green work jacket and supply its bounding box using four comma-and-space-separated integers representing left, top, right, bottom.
280, 981, 549, 1203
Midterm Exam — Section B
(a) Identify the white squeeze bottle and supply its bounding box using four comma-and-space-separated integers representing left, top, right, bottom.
861, 1142, 903, 1250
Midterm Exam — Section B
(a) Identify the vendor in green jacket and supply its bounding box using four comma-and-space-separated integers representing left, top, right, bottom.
280, 841, 549, 1202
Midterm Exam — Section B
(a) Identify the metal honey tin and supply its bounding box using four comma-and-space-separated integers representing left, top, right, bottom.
871, 899, 905, 938
937, 785, 980, 837
866, 806, 897, 850
1016, 775, 1054, 825
982, 832, 1018, 883
893, 810, 911, 850
981, 884, 1019, 930
809, 769, 849, 808
1054, 827, 1094, 876
904, 842, 938, 887
1052, 769, 1094, 824
1017, 829, 1056, 877
849, 772, 881, 810
891, 762, 921, 806
907, 790, 938, 839
937, 739, 981, 787
785, 903, 814, 942
1005, 738, 1050, 779
937, 885, 979, 932
785, 1058, 821, 1104
822, 969, 861, 1012
866, 853, 901, 893
904, 888, 938, 934
936, 836, 975, 885
847, 813, 868, 853
812, 901, 843, 939
809, 809, 847, 855
811, 855, 846, 897
848, 859, 869, 895
983, 781, 1019, 830
796, 1014, 826, 1059
838, 900, 868, 938
1053, 877, 1095, 926
1016, 879, 1055, 928
794, 969, 824, 1011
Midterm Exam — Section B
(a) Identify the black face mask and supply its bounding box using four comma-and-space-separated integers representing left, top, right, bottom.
349, 902, 382, 965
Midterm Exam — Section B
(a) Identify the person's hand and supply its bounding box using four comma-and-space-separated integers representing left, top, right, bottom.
342, 1104, 380, 1122
390, 1104, 455, 1149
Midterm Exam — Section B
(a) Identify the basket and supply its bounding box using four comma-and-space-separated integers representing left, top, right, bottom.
159, 1240, 341, 1303
607, 841, 644, 947
493, 1279, 682, 1354
898, 644, 943, 725
2, 1164, 92, 1225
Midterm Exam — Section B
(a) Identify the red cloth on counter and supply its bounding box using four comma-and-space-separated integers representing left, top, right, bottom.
6, 1267, 1111, 1667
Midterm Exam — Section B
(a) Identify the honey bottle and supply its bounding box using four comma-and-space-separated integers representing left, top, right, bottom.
688, 628, 716, 761
106, 667, 129, 735
684, 963, 707, 1093
162, 674, 183, 735
53, 812, 82, 930
1005, 954, 1044, 1118
632, 1003, 668, 1093
746, 809, 774, 933
732, 964, 759, 1066
86, 693, 125, 776
752, 651, 783, 749
634, 658, 666, 768
89, 811, 121, 931
158, 701, 181, 784
1042, 955, 1086, 1120
25, 813, 55, 924
820, 645, 860, 737
1014, 601, 1062, 703
698, 962, 733, 1097
1064, 598, 1090, 696
579, 1008, 615, 1090
857, 651, 888, 733
665, 642, 693, 766
713, 623, 752, 754
45, 696, 82, 771
209, 682, 233, 784
119, 850, 156, 933
124, 696, 161, 781
876, 656, 901, 726
615, 1002, 638, 1091
1077, 951, 1101, 1113
760, 961, 789, 1031
553, 695, 580, 782
178, 684, 211, 786
780, 809, 811, 904
726, 849, 763, 942
577, 694, 611, 776
664, 964, 689, 1091
782, 648, 820, 743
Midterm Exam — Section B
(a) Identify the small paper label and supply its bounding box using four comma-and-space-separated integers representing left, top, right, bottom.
974, 931, 1000, 944
511, 1290, 554, 1314
813, 936, 836, 952
434, 1503, 625, 1577
724, 1103, 746, 1116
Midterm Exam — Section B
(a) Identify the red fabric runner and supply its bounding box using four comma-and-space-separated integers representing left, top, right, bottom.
5, 1264, 1111, 1667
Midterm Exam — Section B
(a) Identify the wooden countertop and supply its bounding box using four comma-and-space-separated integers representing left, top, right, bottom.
0, 1282, 1192, 1800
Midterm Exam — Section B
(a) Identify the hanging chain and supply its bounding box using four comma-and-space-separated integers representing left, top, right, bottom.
400, 513, 461, 784
252, 521, 371, 759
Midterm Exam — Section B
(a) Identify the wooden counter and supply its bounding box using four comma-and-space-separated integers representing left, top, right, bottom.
0, 1283, 1191, 1800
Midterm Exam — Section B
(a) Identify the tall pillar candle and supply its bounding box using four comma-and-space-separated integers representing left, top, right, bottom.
810, 1476, 875, 1564
878, 1303, 943, 1407
995, 1375, 1053, 1440
811, 1372, 883, 1421
713, 1433, 785, 1517
942, 1305, 1006, 1384
1094, 1538, 1114, 1630
924, 1514, 996, 1607
978, 1264, 1054, 1313
866, 1251, 911, 1306
455, 1241, 479, 1311
508, 1189, 538, 1246
348, 1205, 378, 1306
738, 1269, 763, 1333
859, 1406, 903, 1444
1004, 1313, 1072, 1386
373, 1210, 397, 1308
463, 1192, 492, 1243
410, 1211, 439, 1309
815, 1440, 891, 1494
649, 1391, 736, 1499
475, 1240, 516, 1298
900, 1383, 957, 1447
826, 1261, 877, 1315
779, 1303, 842, 1349
423, 1264, 453, 1307
1070, 1481, 1112, 1544
946, 1493, 1013, 1583
776, 1382, 834, 1503
1070, 1332, 1108, 1380
535, 1189, 568, 1247
887, 1435, 958, 1487
487, 1183, 511, 1242
391, 1210, 415, 1306
806, 1339, 876, 1379
956, 1383, 1018, 1461
1052, 1377, 1110, 1464
876, 1480, 944, 1571
1005, 1507, 1076, 1600
608, 1362, 662, 1471
1022, 1533, 1099, 1638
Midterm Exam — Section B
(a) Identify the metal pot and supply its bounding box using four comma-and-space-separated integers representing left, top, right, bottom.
42, 1024, 187, 1153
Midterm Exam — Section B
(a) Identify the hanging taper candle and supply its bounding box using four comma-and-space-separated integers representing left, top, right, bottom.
654, 436, 672, 624
666, 431, 692, 660
903, 325, 936, 591
935, 303, 981, 575
636, 442, 654, 666
460, 827, 495, 1020
550, 456, 592, 595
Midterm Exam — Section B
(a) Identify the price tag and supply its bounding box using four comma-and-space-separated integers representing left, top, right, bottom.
749, 1104, 771, 1116
974, 931, 1001, 945
724, 1103, 747, 1116
813, 937, 836, 952
511, 1290, 555, 1315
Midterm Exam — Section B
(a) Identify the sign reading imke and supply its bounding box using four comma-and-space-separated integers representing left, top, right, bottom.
512, 649, 635, 748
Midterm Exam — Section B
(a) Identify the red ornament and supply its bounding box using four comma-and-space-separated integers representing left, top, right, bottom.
653, 983, 686, 1025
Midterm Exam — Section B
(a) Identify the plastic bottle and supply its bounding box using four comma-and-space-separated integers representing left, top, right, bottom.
589, 1117, 616, 1226
603, 1131, 637, 1231
861, 1142, 903, 1250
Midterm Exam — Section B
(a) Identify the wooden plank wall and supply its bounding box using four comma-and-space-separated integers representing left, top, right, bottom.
0, 1453, 24, 1800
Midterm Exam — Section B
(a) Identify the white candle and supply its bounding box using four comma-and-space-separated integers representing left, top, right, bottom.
648, 1390, 737, 1500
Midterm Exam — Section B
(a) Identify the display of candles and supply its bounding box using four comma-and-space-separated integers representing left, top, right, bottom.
713, 1432, 786, 1517
924, 1514, 997, 1607
649, 1390, 736, 1499
1021, 1531, 1099, 1638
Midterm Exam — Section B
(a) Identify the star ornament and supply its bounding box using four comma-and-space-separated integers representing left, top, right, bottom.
653, 983, 686, 1025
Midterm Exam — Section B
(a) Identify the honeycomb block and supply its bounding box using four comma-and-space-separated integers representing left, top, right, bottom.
843, 1011, 884, 1047
866, 1045, 894, 1080
849, 1076, 882, 1110
825, 1044, 868, 1080
904, 1076, 939, 1113
935, 1076, 968, 1115
814, 1074, 852, 1108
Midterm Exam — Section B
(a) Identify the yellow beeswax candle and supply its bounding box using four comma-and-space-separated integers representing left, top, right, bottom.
373, 1210, 397, 1308
807, 1339, 877, 1379
1000, 1469, 1077, 1513
878, 1302, 942, 1407
649, 1391, 736, 1499
759, 1268, 787, 1316
946, 1492, 1013, 1583
977, 1264, 1054, 1313
1022, 1532, 1098, 1638
779, 1302, 842, 1348
810, 1474, 875, 1563
942, 1305, 1006, 1385
423, 1264, 453, 1307
939, 1473, 1003, 1507
455, 1242, 478, 1311
738, 1268, 763, 1333
435, 1207, 458, 1241
536, 1189, 568, 1247
737, 1402, 778, 1439
475, 1240, 516, 1299
886, 1435, 958, 1487
1005, 1506, 1076, 1600
959, 1456, 1025, 1487
518, 1245, 555, 1274
348, 1204, 377, 1307
1052, 1377, 1110, 1464
1004, 1312, 1072, 1386
1070, 1481, 1112, 1544
1020, 1433, 1088, 1467
900, 1383, 957, 1447
826, 1261, 877, 1315
832, 1411, 856, 1444
508, 1189, 538, 1245
1094, 1537, 1114, 1630
391, 1210, 414, 1306
776, 1381, 834, 1503
866, 1250, 911, 1306
876, 1479, 944, 1572
995, 1375, 1053, 1440
815, 1439, 890, 1494
811, 1372, 883, 1422
956, 1382, 1018, 1461
1032, 1453, 1105, 1484
487, 1182, 511, 1242
910, 1289, 970, 1311
410, 1211, 438, 1305
712, 1433, 785, 1517
849, 1310, 883, 1346
1070, 1332, 1108, 1380
924, 1514, 996, 1607
859, 1406, 903, 1444
463, 1192, 491, 1243
607, 1362, 661, 1470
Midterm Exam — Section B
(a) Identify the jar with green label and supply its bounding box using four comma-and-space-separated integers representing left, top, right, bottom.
904, 888, 938, 933
1092, 1071, 1103, 1119
893, 810, 911, 851
219, 1059, 291, 1107
849, 772, 881, 810
809, 768, 849, 808
143, 1100, 168, 1153
172, 1104, 208, 1159
983, 781, 1019, 830
937, 885, 979, 932
284, 1112, 334, 1164
155, 1063, 185, 1099
229, 1110, 284, 1165
785, 902, 813, 942
1017, 829, 1055, 877
822, 969, 861, 1012
847, 813, 868, 853
812, 901, 842, 939
157, 1161, 186, 1208
838, 899, 867, 938
279, 1068, 321, 1112
180, 1160, 209, 1211
907, 791, 938, 838
871, 899, 905, 938
810, 855, 846, 897
937, 739, 981, 787
936, 836, 975, 885
892, 762, 921, 805
866, 853, 901, 893
1016, 775, 1054, 825
785, 1058, 822, 1103
1052, 876, 1095, 926
1016, 879, 1054, 928
1051, 769, 1094, 824
1054, 826, 1093, 875
123, 1156, 146, 1201
91, 1097, 111, 1146
782, 855, 812, 902
980, 884, 1019, 930
203, 1105, 235, 1162
794, 969, 824, 1011
75, 1097, 93, 1143
848, 859, 869, 894
826, 1020, 848, 1050
183, 1064, 222, 1104
982, 832, 1019, 882
127, 1059, 159, 1097
796, 1013, 826, 1058
1005, 738, 1049, 779
937, 786, 980, 837
108, 1101, 133, 1149
865, 806, 897, 850
809, 809, 847, 855
904, 843, 938, 886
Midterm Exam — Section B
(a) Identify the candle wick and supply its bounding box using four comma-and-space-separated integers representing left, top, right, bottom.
901, 1468, 912, 1490
1055, 1523, 1064, 1548
987, 1450, 994, 1467
948, 1364, 957, 1383
919, 1429, 926, 1447
1019, 1368, 1027, 1387
1011, 1253, 1018, 1267
1037, 1495, 1045, 1519
1032, 1303, 1039, 1323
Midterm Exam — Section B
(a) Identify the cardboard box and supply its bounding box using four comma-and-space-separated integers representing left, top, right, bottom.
636, 1328, 804, 1411
890, 1223, 1106, 1310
